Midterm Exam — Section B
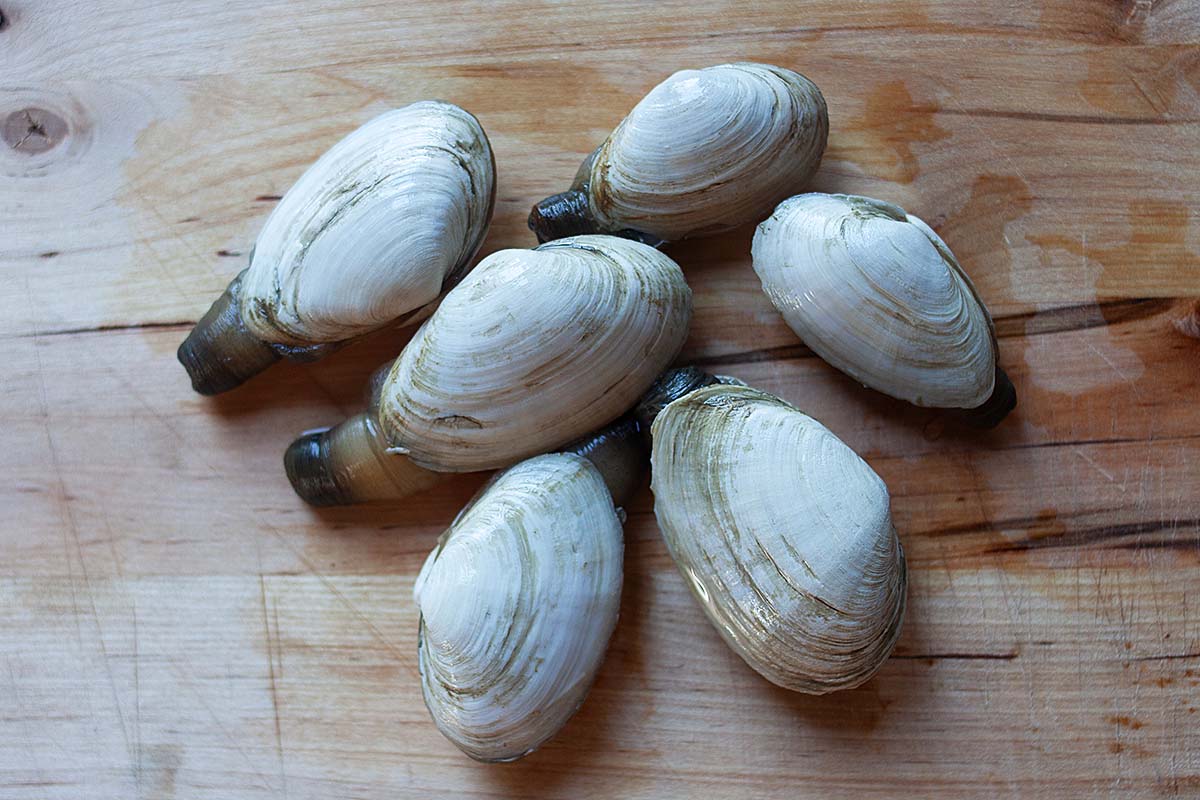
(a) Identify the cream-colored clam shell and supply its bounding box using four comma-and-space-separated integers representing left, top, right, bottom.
239, 101, 494, 346
381, 234, 692, 472
589, 62, 827, 241
650, 384, 906, 694
414, 453, 623, 762
752, 193, 997, 409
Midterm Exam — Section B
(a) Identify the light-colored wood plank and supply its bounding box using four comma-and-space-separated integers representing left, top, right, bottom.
2, 1, 1198, 797
3, 36, 1198, 334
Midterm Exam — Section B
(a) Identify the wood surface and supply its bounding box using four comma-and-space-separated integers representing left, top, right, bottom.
2, 1, 1199, 797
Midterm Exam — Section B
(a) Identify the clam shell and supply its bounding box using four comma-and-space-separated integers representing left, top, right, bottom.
650, 384, 906, 693
239, 101, 495, 346
590, 62, 827, 241
415, 453, 623, 762
752, 193, 997, 409
381, 234, 692, 472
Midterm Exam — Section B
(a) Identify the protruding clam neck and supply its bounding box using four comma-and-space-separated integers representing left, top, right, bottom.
634, 366, 723, 432
283, 410, 442, 506
177, 271, 281, 395
560, 415, 647, 509
528, 189, 600, 244
959, 365, 1017, 429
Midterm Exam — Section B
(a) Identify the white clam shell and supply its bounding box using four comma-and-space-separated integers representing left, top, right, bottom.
381, 234, 692, 472
752, 193, 997, 409
650, 384, 906, 694
590, 62, 827, 241
240, 101, 495, 345
414, 453, 623, 762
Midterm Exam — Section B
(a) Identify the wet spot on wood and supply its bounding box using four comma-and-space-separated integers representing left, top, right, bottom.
833, 81, 950, 184
1018, 202, 1186, 395
2, 108, 68, 155
938, 174, 1034, 290
1031, 201, 1196, 298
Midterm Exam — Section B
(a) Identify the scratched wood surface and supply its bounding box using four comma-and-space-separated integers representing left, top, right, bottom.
2, 1, 1199, 797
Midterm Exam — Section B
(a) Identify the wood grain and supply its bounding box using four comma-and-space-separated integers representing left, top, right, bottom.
2, 1, 1198, 797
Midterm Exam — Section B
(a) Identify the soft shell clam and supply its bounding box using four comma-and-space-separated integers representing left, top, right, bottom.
414, 452, 624, 762
178, 101, 495, 394
284, 234, 691, 505
529, 63, 827, 245
646, 378, 906, 693
752, 193, 1015, 426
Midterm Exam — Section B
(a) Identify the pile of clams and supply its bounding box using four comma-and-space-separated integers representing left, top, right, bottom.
180, 63, 1014, 761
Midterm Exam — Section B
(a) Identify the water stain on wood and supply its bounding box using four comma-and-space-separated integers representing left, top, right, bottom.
937, 174, 1034, 291
832, 81, 950, 184
1031, 201, 1197, 298
1016, 202, 1193, 396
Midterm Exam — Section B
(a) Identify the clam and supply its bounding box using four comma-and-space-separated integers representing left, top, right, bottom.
644, 374, 906, 693
178, 101, 495, 395
415, 452, 625, 762
752, 193, 1016, 427
284, 234, 692, 505
529, 63, 827, 245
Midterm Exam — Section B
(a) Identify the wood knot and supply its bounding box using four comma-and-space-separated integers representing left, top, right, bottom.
2, 108, 68, 155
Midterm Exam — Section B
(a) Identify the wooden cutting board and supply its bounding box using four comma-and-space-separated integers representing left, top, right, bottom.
2, 1, 1198, 797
